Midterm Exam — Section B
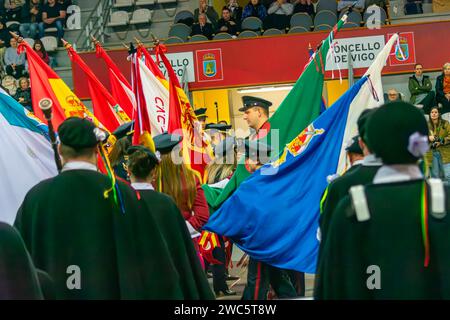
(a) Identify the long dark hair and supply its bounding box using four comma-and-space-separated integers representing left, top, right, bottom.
429, 106, 442, 130
33, 39, 48, 57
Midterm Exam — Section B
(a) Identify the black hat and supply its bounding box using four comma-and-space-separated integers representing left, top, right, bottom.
127, 145, 160, 166
244, 139, 273, 164
205, 123, 232, 133
194, 108, 207, 119
58, 117, 104, 149
367, 102, 428, 164
239, 96, 272, 112
357, 108, 376, 144
345, 135, 363, 155
214, 137, 236, 158
153, 132, 183, 154
113, 120, 134, 140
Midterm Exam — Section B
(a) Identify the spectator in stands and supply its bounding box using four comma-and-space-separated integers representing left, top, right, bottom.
386, 88, 402, 102
4, 37, 26, 79
4, 0, 24, 21
337, 0, 365, 13
426, 106, 450, 182
194, 0, 219, 29
292, 0, 314, 16
242, 0, 267, 21
33, 38, 49, 65
265, 0, 294, 30
38, 0, 66, 45
191, 13, 214, 40
57, 0, 71, 23
216, 7, 239, 36
226, 0, 243, 24
0, 19, 11, 66
14, 77, 32, 112
365, 0, 387, 10
19, 0, 42, 39
436, 62, 450, 115
409, 63, 435, 114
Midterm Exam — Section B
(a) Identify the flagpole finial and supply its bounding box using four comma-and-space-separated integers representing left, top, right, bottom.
9, 31, 21, 42
150, 33, 160, 47
90, 35, 99, 45
134, 37, 143, 46
61, 39, 71, 49
122, 42, 130, 50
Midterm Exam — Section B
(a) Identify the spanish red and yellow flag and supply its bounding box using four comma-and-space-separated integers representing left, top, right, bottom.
155, 43, 212, 180
94, 40, 135, 119
18, 38, 100, 129
64, 40, 130, 132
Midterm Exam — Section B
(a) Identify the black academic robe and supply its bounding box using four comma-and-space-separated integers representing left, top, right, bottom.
0, 222, 43, 299
136, 189, 215, 300
315, 180, 450, 299
15, 169, 184, 299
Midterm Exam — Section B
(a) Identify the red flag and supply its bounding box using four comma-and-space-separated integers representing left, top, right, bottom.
155, 43, 212, 180
64, 40, 130, 132
95, 41, 136, 118
137, 43, 165, 79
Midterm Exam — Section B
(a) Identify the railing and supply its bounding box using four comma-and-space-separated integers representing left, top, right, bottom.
74, 0, 114, 51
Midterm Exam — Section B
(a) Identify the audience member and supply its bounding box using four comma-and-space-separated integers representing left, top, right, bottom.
436, 62, 450, 115
266, 0, 293, 30
242, 0, 267, 21
19, 0, 42, 39
426, 106, 450, 182
386, 88, 402, 102
337, 0, 365, 13
0, 19, 11, 66
194, 0, 219, 29
216, 7, 239, 36
38, 0, 65, 45
409, 63, 435, 114
226, 0, 243, 24
33, 38, 50, 65
14, 77, 32, 112
191, 13, 214, 39
292, 0, 314, 16
4, 37, 26, 79
4, 0, 24, 21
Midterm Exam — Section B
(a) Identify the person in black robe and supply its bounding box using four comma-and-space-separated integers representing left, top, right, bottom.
0, 221, 43, 299
126, 145, 215, 299
315, 101, 450, 299
15, 117, 184, 299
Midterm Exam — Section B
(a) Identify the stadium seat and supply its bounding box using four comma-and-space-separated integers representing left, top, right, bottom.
342, 21, 360, 29
314, 24, 332, 31
168, 23, 191, 41
363, 5, 387, 26
316, 0, 337, 14
189, 34, 209, 42
288, 26, 309, 34
135, 0, 155, 6
6, 21, 20, 32
164, 36, 184, 44
213, 32, 234, 40
174, 10, 194, 26
237, 30, 259, 39
23, 38, 35, 48
263, 28, 283, 36
339, 10, 361, 25
113, 0, 135, 9
290, 12, 313, 29
130, 8, 152, 26
314, 10, 337, 28
241, 17, 263, 34
40, 36, 58, 52
157, 0, 177, 4
107, 10, 130, 27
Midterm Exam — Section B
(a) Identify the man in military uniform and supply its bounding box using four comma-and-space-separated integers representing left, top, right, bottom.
15, 117, 185, 299
194, 107, 208, 130
239, 96, 271, 141
316, 102, 450, 299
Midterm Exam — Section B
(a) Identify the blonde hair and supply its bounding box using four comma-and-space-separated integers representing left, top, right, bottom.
205, 149, 238, 184
156, 153, 197, 210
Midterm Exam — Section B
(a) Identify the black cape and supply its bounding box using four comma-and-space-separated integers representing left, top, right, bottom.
15, 169, 185, 299
136, 189, 214, 299
315, 180, 450, 299
0, 222, 43, 299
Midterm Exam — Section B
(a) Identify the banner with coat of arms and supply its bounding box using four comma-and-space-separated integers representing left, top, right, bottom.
195, 49, 224, 82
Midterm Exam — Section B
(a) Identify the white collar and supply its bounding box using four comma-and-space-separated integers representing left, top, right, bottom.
208, 178, 230, 189
61, 161, 97, 172
352, 159, 364, 167
131, 182, 155, 190
373, 164, 423, 184
362, 154, 383, 166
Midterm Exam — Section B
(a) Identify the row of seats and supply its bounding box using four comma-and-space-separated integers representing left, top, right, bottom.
23, 36, 59, 52
108, 9, 152, 27
113, 0, 176, 9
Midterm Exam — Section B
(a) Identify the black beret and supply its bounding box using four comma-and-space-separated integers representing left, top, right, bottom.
367, 102, 428, 164
58, 117, 103, 149
345, 135, 363, 155
244, 139, 273, 164
205, 123, 232, 133
357, 108, 377, 144
127, 145, 159, 167
153, 132, 183, 154
194, 108, 207, 119
113, 120, 134, 140
239, 96, 272, 112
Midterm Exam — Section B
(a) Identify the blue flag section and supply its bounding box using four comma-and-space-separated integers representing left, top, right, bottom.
204, 76, 369, 273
